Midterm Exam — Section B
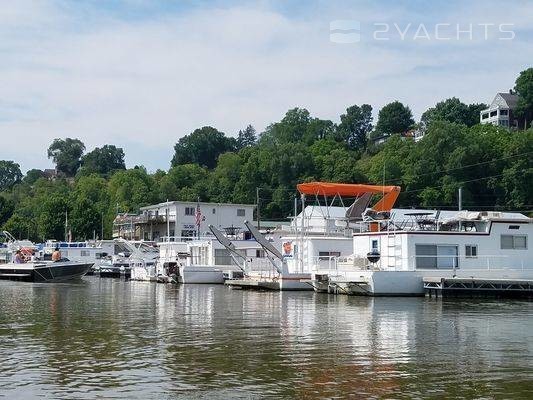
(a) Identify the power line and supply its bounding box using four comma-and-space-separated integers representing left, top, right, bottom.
400, 168, 530, 195
384, 151, 533, 184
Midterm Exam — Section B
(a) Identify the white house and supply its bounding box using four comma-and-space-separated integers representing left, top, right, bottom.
114, 201, 255, 241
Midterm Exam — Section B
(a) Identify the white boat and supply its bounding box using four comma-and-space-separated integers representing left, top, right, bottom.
152, 235, 268, 284
321, 209, 532, 296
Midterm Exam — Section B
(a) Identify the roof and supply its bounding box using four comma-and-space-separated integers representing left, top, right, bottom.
294, 206, 529, 221
140, 201, 255, 211
498, 92, 519, 109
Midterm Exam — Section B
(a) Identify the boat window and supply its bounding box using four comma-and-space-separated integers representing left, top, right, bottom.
501, 235, 527, 250
508, 225, 520, 230
80, 250, 91, 257
318, 251, 341, 260
465, 245, 478, 258
415, 244, 458, 269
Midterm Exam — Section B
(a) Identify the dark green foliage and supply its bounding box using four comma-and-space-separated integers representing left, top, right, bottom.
0, 160, 22, 191
374, 101, 414, 136
80, 145, 126, 176
236, 125, 257, 149
514, 68, 533, 126
171, 126, 236, 169
47, 138, 86, 177
421, 97, 487, 127
337, 104, 373, 150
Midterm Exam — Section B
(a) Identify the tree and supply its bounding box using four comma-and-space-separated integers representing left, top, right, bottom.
47, 138, 85, 177
514, 68, 533, 127
171, 126, 236, 169
0, 160, 22, 191
80, 145, 126, 176
0, 196, 14, 226
108, 168, 158, 212
23, 169, 44, 185
236, 125, 257, 149
421, 97, 487, 127
374, 101, 414, 136
337, 104, 373, 150
70, 197, 101, 240
37, 195, 70, 240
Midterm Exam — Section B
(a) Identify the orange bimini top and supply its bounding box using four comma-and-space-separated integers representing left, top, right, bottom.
296, 182, 401, 212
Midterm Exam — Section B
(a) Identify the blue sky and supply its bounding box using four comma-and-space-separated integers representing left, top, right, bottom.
0, 0, 531, 173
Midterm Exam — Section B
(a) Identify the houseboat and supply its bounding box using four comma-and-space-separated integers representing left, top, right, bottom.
321, 209, 532, 296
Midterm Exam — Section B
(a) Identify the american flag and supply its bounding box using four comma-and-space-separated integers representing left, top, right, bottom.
195, 199, 202, 227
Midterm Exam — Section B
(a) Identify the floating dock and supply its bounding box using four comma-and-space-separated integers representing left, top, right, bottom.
424, 277, 533, 298
225, 279, 280, 290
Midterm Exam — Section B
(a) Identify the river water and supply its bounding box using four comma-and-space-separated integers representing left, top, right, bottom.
1, 277, 532, 399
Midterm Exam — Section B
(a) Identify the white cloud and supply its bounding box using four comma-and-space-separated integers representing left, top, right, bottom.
0, 1, 531, 172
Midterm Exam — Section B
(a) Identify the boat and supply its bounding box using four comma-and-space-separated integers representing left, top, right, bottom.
304, 183, 533, 296
147, 233, 268, 284
0, 260, 93, 282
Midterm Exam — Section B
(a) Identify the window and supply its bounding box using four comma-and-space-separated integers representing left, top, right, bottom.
185, 207, 195, 216
499, 120, 509, 127
256, 249, 265, 258
465, 245, 477, 258
319, 251, 341, 260
80, 250, 90, 257
237, 209, 245, 217
212, 208, 216, 214
501, 235, 527, 250
371, 239, 379, 251
500, 109, 509, 115
415, 244, 458, 269
490, 110, 497, 117
509, 225, 520, 230
181, 229, 195, 240
481, 113, 489, 120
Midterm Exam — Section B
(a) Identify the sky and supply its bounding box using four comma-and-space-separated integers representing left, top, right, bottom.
0, 0, 531, 173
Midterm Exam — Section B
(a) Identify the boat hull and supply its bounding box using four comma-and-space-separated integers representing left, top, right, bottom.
0, 261, 93, 282
179, 265, 225, 284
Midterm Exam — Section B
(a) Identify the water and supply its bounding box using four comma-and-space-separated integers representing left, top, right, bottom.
1, 277, 533, 399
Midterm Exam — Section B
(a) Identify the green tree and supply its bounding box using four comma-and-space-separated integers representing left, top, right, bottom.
236, 125, 257, 149
0, 160, 22, 191
37, 195, 69, 240
159, 164, 209, 202
514, 68, 533, 128
208, 152, 242, 202
421, 97, 487, 127
2, 213, 34, 240
80, 145, 126, 176
23, 169, 44, 185
171, 126, 236, 169
374, 101, 414, 137
47, 138, 86, 177
70, 197, 101, 240
337, 104, 373, 150
108, 168, 158, 212
0, 196, 15, 226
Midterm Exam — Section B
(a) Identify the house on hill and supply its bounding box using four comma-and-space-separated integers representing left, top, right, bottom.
480, 91, 527, 129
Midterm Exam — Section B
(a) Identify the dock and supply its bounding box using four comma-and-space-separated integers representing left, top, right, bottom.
225, 279, 280, 290
424, 277, 533, 298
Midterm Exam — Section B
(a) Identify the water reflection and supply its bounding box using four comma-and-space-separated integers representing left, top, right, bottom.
0, 278, 532, 398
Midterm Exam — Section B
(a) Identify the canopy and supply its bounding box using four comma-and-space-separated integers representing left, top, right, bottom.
297, 182, 400, 197
296, 182, 401, 212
